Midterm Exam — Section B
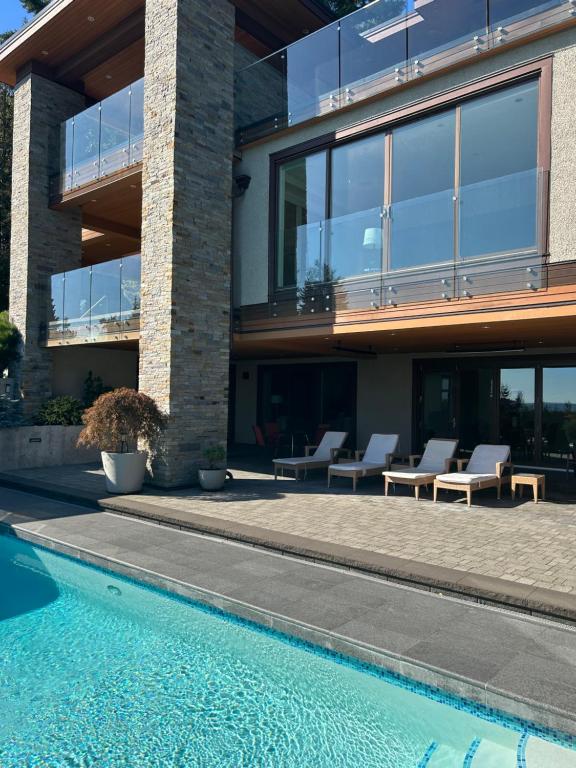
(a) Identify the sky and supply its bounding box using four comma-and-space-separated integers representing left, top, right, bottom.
0, 0, 31, 36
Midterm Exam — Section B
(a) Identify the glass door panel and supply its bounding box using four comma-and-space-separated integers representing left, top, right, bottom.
421, 371, 457, 445
542, 367, 576, 467
459, 369, 495, 452
499, 368, 535, 463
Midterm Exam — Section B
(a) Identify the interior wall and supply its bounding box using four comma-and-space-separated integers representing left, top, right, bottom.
52, 347, 139, 401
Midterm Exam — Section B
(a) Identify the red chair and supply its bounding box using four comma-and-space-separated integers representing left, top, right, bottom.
253, 425, 266, 448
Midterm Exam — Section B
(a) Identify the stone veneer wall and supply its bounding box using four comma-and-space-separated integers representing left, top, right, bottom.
139, 0, 235, 487
9, 74, 84, 418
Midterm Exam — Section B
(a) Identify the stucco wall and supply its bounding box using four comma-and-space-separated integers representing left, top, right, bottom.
233, 26, 576, 306
52, 348, 139, 401
356, 355, 412, 453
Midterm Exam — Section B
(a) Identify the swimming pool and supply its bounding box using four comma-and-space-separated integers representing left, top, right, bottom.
1, 532, 575, 767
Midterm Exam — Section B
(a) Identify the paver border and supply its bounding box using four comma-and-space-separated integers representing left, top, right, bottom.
2, 471, 576, 624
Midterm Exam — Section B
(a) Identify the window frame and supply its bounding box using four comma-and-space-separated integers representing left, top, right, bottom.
269, 57, 552, 299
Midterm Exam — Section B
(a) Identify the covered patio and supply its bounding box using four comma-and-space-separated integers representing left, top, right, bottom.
2, 455, 576, 621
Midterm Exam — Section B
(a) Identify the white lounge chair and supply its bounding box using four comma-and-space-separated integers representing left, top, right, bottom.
327, 434, 399, 492
433, 444, 513, 507
273, 431, 348, 480
383, 438, 459, 500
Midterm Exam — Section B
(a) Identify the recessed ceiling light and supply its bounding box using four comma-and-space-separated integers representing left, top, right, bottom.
90, 199, 97, 203
87, 16, 95, 22
105, 74, 112, 80
41, 50, 49, 56
482, 325, 491, 329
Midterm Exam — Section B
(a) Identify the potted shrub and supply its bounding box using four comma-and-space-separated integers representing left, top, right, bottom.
78, 388, 165, 494
198, 445, 227, 491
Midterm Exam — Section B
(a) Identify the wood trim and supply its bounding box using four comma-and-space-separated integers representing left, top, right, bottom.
236, 278, 576, 341
50, 163, 142, 208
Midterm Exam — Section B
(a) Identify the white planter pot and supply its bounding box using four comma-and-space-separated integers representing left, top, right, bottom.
198, 469, 227, 491
101, 451, 147, 494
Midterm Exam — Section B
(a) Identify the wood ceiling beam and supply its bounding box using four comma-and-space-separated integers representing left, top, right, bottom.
54, 8, 144, 86
82, 214, 140, 241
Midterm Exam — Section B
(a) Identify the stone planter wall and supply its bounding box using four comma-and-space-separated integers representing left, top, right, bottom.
0, 425, 99, 472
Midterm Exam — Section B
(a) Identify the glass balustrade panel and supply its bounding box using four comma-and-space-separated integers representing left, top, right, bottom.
129, 79, 145, 165
120, 254, 142, 330
286, 24, 339, 126
340, 0, 409, 103
327, 207, 384, 281
72, 104, 101, 188
408, 0, 488, 64
63, 266, 91, 338
99, 85, 131, 177
90, 260, 122, 336
49, 273, 65, 337
490, 0, 564, 28
235, 51, 287, 143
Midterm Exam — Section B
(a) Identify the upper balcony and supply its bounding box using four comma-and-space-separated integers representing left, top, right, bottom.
235, 0, 576, 145
50, 78, 144, 200
44, 254, 141, 347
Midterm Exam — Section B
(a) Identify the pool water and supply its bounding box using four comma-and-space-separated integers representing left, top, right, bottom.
1, 533, 575, 768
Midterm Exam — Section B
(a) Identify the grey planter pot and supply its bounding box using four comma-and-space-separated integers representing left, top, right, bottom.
101, 451, 147, 494
198, 468, 227, 491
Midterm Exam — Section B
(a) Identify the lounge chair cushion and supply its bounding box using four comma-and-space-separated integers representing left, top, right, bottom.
363, 434, 399, 464
435, 472, 498, 485
466, 444, 510, 474
274, 456, 330, 467
385, 469, 438, 482
312, 431, 348, 460
417, 439, 459, 473
329, 461, 387, 474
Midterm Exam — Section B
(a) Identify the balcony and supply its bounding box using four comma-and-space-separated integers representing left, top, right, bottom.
50, 79, 144, 198
235, 0, 575, 145
236, 168, 549, 328
45, 255, 141, 346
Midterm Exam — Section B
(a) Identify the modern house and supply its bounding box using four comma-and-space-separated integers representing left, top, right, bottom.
2, 0, 576, 486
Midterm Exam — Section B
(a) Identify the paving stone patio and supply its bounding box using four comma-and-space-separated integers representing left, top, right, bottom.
2, 460, 576, 600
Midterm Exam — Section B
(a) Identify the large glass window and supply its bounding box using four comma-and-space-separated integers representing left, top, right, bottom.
542, 367, 576, 465
328, 134, 386, 280
459, 80, 539, 259
499, 368, 535, 462
276, 152, 326, 289
390, 110, 455, 270
275, 78, 542, 289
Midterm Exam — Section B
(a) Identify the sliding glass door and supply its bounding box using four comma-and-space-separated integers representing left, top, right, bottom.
416, 360, 576, 467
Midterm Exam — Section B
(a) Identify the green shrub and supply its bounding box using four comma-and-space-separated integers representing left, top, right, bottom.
36, 396, 84, 426
82, 370, 111, 408
202, 445, 226, 469
0, 311, 20, 374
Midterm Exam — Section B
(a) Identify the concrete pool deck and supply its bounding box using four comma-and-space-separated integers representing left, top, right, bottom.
2, 486, 576, 738
2, 462, 576, 622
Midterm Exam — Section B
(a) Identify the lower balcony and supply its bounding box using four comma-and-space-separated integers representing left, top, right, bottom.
44, 254, 141, 347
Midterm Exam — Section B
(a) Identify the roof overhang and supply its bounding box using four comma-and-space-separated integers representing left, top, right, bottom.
0, 0, 144, 87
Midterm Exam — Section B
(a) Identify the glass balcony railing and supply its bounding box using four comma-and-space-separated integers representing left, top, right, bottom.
46, 254, 141, 343
235, 0, 573, 144
263, 168, 545, 321
51, 79, 144, 196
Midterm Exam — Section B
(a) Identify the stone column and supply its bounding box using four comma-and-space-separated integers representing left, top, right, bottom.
139, 0, 235, 486
9, 73, 84, 418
